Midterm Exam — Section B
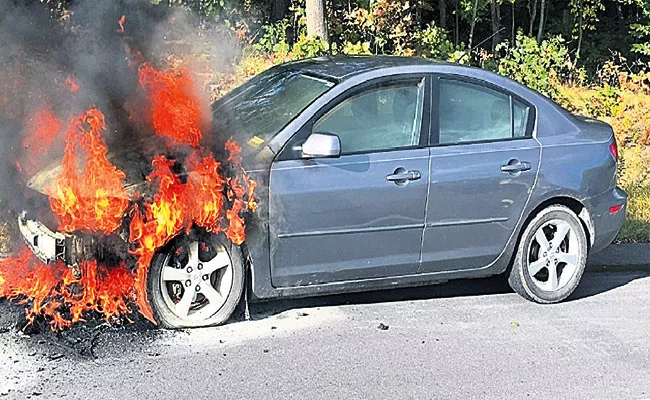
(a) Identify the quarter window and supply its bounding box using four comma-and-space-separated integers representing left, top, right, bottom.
313, 80, 425, 154
513, 98, 531, 138
438, 80, 531, 145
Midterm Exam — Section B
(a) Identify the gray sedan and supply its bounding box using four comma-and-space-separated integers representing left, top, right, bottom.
22, 56, 629, 328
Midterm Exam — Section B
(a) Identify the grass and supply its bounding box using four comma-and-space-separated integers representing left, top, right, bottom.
618, 185, 650, 242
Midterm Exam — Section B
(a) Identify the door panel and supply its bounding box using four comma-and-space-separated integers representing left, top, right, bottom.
420, 76, 540, 273
420, 139, 540, 273
270, 149, 429, 287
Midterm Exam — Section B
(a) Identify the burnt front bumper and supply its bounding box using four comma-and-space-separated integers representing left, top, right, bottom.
18, 211, 67, 264
17, 211, 124, 277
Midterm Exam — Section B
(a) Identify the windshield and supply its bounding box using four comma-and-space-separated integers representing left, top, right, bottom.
212, 69, 335, 148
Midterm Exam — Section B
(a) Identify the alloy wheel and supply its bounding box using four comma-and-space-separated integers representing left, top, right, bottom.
526, 219, 582, 292
159, 240, 234, 321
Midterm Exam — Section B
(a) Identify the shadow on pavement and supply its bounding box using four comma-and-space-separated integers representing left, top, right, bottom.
569, 268, 650, 301
248, 275, 512, 320
248, 268, 650, 320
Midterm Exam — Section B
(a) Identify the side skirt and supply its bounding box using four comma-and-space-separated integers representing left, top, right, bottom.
248, 258, 510, 302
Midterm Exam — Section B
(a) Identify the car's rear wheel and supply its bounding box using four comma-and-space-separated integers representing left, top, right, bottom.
508, 205, 588, 303
147, 233, 245, 328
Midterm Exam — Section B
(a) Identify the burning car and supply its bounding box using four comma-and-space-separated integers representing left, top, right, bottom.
15, 56, 627, 329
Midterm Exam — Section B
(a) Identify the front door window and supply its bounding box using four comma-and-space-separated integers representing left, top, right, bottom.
313, 80, 425, 154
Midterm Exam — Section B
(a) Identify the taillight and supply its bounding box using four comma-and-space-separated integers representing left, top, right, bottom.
609, 140, 618, 161
609, 204, 623, 214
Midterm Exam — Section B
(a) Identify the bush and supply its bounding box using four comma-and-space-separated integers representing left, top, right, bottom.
255, 18, 291, 55
496, 33, 581, 98
331, 0, 422, 55
552, 58, 650, 242
341, 41, 372, 55
291, 35, 329, 59
413, 23, 455, 60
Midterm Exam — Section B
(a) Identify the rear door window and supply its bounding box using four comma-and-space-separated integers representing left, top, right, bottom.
438, 79, 532, 145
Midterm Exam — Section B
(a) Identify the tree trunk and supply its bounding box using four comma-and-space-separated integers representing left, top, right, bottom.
510, 0, 517, 47
271, 0, 290, 22
306, 0, 329, 41
577, 0, 583, 58
536, 0, 546, 44
528, 0, 538, 36
468, 0, 479, 49
439, 0, 447, 29
491, 0, 501, 51
455, 0, 460, 46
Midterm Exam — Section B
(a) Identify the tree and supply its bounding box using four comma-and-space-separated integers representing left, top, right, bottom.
536, 0, 546, 44
632, 0, 650, 55
455, 0, 460, 45
271, 0, 290, 21
570, 0, 605, 58
490, 0, 502, 50
440, 0, 448, 29
528, 0, 537, 35
468, 0, 480, 49
306, 0, 329, 41
510, 0, 516, 47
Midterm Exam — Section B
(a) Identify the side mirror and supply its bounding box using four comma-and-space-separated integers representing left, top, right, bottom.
300, 132, 341, 159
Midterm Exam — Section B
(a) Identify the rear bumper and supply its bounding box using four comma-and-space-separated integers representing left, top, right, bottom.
586, 187, 627, 253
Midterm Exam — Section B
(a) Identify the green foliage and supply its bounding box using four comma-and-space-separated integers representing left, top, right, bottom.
341, 41, 372, 55
330, 0, 428, 55
255, 18, 291, 55
447, 50, 471, 64
291, 35, 330, 58
632, 0, 650, 56
413, 23, 455, 60
496, 33, 579, 98
569, 0, 605, 42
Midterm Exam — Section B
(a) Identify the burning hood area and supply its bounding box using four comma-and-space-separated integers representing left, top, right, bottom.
0, 4, 256, 331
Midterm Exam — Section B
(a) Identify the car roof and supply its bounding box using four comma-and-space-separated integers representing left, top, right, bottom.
282, 55, 449, 80
272, 55, 581, 140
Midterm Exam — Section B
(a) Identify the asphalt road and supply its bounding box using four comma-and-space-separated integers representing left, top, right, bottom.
3, 267, 650, 400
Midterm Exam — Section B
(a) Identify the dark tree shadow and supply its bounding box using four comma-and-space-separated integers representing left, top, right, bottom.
569, 267, 650, 300
246, 268, 650, 320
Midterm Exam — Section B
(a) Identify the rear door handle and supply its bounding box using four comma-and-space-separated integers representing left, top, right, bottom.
387, 170, 421, 182
501, 160, 531, 173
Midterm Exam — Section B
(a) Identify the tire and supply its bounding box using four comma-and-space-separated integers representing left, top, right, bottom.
508, 205, 588, 303
147, 233, 245, 329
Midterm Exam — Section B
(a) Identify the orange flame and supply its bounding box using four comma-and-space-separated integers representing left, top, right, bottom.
49, 108, 129, 233
138, 64, 205, 147
117, 15, 126, 33
0, 248, 135, 331
128, 143, 255, 322
0, 34, 257, 330
21, 108, 63, 175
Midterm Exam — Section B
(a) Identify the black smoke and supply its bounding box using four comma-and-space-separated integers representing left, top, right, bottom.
0, 0, 239, 230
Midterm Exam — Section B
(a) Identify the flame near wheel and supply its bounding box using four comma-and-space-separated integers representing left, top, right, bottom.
147, 234, 246, 328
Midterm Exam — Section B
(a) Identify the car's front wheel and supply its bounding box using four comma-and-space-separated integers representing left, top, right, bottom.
147, 234, 245, 328
508, 205, 588, 303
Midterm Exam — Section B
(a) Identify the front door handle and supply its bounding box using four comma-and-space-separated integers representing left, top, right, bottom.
501, 160, 531, 173
387, 169, 421, 182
